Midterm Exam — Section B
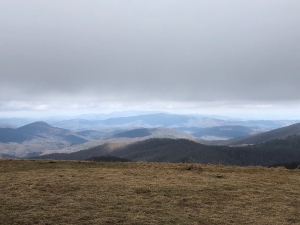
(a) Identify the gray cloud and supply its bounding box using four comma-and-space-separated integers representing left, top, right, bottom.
1, 0, 300, 105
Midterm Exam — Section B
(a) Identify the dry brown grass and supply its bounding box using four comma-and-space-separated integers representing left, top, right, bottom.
0, 159, 299, 225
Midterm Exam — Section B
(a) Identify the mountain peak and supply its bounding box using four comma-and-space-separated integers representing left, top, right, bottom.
18, 121, 52, 129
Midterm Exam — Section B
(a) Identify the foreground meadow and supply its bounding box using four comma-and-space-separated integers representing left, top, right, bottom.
0, 159, 299, 225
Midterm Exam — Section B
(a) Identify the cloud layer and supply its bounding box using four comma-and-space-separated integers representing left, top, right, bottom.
1, 1, 300, 111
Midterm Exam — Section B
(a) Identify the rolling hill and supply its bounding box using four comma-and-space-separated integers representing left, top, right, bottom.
0, 121, 87, 144
0, 127, 35, 143
113, 128, 152, 138
39, 127, 197, 156
112, 127, 195, 139
0, 122, 89, 158
0, 123, 197, 158
178, 125, 255, 140
34, 137, 300, 166
75, 130, 107, 140
214, 122, 300, 146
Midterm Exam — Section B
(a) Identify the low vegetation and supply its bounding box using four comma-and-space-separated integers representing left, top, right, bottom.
85, 155, 131, 162
1, 159, 299, 224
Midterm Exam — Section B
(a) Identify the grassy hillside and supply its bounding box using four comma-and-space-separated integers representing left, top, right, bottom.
0, 160, 299, 225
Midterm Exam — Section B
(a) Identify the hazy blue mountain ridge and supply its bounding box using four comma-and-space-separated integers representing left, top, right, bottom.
0, 121, 87, 144
212, 122, 300, 146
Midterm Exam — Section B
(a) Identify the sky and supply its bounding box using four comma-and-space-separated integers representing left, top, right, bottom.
0, 0, 300, 119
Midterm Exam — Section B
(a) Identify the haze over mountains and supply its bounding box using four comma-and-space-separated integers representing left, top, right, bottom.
0, 114, 201, 158
1, 112, 300, 165
47, 113, 298, 131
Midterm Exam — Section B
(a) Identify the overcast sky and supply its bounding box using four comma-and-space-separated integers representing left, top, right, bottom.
1, 0, 300, 119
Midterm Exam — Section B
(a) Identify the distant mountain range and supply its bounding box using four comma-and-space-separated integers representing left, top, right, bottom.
39, 127, 197, 156
48, 113, 299, 131
49, 113, 192, 130
28, 121, 300, 166
2, 114, 300, 162
0, 122, 196, 158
